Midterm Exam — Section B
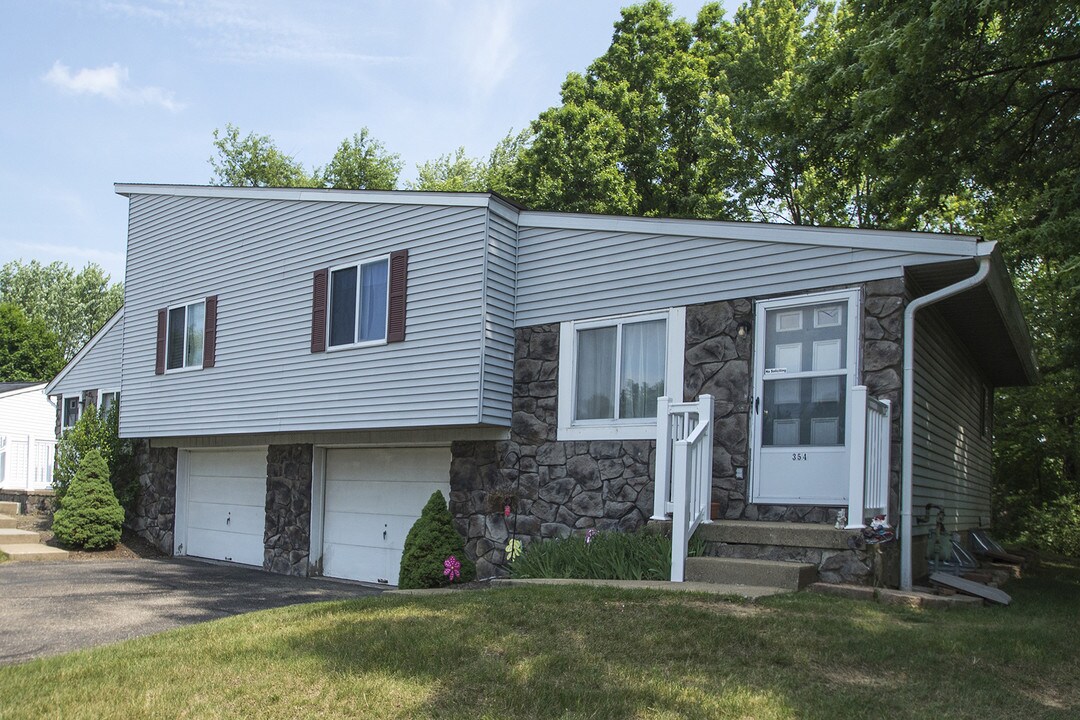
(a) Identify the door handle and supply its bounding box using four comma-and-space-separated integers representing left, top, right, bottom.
754, 397, 760, 414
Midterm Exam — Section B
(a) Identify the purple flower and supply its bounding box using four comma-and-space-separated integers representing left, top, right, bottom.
443, 555, 461, 582
504, 504, 512, 518
585, 529, 599, 545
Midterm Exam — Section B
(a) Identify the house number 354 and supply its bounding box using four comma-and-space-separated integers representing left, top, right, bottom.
791, 453, 808, 461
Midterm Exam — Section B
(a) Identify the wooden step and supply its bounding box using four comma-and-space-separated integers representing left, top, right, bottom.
696, 520, 854, 550
0, 514, 16, 529
0, 528, 41, 545
686, 556, 818, 590
0, 543, 69, 561
0, 501, 20, 515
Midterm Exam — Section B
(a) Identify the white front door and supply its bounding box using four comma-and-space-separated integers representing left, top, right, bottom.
321, 447, 451, 586
178, 448, 267, 566
750, 290, 859, 505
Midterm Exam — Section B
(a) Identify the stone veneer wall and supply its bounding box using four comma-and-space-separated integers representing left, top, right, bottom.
130, 440, 177, 554
450, 323, 656, 578
451, 280, 907, 581
263, 444, 313, 577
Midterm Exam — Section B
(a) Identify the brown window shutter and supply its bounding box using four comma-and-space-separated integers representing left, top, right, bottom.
311, 268, 329, 353
203, 295, 218, 368
387, 249, 408, 343
155, 309, 167, 375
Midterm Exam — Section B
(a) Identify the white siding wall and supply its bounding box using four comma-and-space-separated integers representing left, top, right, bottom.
912, 308, 993, 533
515, 222, 975, 327
49, 313, 124, 399
480, 207, 518, 425
0, 387, 57, 490
121, 195, 490, 438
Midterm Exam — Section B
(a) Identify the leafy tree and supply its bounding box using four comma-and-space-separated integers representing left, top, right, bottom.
0, 303, 64, 382
320, 129, 403, 190
53, 404, 137, 510
398, 490, 475, 589
51, 448, 125, 550
0, 261, 123, 360
209, 123, 318, 188
406, 131, 528, 194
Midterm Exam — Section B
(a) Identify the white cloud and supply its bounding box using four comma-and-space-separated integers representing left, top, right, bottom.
451, 1, 521, 100
43, 61, 184, 112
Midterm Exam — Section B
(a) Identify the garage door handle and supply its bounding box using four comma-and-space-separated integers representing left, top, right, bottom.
226, 513, 231, 526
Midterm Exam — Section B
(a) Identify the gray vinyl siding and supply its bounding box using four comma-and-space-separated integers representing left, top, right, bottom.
50, 313, 124, 398
515, 224, 976, 327
480, 210, 518, 425
121, 195, 490, 438
911, 308, 993, 534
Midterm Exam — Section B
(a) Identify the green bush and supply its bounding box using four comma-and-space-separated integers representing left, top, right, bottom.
511, 530, 676, 581
54, 404, 137, 511
398, 491, 476, 589
1015, 494, 1080, 557
51, 449, 125, 550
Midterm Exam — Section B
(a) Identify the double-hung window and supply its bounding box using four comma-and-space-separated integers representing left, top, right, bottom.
557, 308, 685, 440
166, 300, 205, 371
328, 257, 389, 348
63, 396, 80, 428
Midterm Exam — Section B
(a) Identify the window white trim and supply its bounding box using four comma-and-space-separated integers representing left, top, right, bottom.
98, 389, 119, 414
326, 254, 391, 351
557, 307, 685, 441
61, 394, 81, 429
164, 297, 206, 373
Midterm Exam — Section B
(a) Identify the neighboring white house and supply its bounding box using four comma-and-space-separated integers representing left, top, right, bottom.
0, 383, 57, 490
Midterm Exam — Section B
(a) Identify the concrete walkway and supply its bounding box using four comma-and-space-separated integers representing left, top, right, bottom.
0, 557, 380, 666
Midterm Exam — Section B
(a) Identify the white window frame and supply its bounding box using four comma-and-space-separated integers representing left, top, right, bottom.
326, 254, 391, 351
164, 298, 206, 373
557, 307, 686, 441
98, 389, 119, 415
62, 394, 81, 429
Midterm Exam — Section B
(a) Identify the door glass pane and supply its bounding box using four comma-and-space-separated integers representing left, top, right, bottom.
765, 304, 847, 372
185, 302, 205, 367
358, 260, 388, 342
329, 267, 357, 346
166, 306, 186, 369
762, 378, 846, 446
575, 326, 616, 420
620, 319, 665, 419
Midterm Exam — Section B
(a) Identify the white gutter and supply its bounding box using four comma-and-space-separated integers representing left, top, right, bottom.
900, 245, 995, 589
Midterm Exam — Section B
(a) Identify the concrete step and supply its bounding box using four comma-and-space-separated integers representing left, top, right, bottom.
0, 514, 16, 529
685, 556, 818, 590
0, 528, 41, 545
0, 543, 70, 561
697, 520, 853, 550
0, 501, 20, 515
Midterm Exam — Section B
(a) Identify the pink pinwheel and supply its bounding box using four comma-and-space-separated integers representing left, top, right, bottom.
443, 555, 461, 582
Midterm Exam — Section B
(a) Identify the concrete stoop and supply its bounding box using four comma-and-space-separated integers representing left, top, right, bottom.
0, 511, 70, 562
685, 556, 818, 591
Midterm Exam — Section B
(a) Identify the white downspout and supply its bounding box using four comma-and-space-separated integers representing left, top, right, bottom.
901, 248, 994, 590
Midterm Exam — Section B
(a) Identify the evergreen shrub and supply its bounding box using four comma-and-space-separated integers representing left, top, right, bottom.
51, 449, 125, 549
398, 490, 475, 589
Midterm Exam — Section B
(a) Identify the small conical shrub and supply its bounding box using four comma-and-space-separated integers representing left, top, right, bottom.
398, 490, 475, 589
51, 449, 125, 550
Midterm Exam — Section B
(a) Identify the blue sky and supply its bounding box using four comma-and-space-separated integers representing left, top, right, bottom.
1, 0, 738, 283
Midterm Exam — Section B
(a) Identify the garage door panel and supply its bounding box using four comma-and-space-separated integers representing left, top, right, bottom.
322, 447, 451, 585
325, 479, 445, 515
187, 502, 265, 536
187, 474, 266, 505
188, 449, 267, 478
187, 528, 265, 567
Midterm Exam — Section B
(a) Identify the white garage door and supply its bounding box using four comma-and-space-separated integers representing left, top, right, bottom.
183, 448, 267, 567
322, 447, 451, 585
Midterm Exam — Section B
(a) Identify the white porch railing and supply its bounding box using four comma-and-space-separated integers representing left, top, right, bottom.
654, 395, 714, 582
846, 386, 891, 529
0, 435, 56, 490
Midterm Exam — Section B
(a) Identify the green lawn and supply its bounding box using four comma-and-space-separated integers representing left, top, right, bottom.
1, 560, 1077, 720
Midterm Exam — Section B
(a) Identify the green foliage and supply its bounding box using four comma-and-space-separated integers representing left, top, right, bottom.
398, 491, 475, 589
1013, 494, 1080, 558
0, 261, 122, 360
511, 530, 673, 581
320, 129, 402, 190
0, 303, 64, 382
54, 404, 137, 511
51, 449, 125, 550
406, 131, 529, 195
209, 123, 318, 188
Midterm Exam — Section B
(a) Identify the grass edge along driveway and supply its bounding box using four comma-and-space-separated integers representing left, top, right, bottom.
1, 558, 1077, 720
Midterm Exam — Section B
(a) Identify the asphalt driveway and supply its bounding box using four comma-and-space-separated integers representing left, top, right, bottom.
0, 557, 381, 666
